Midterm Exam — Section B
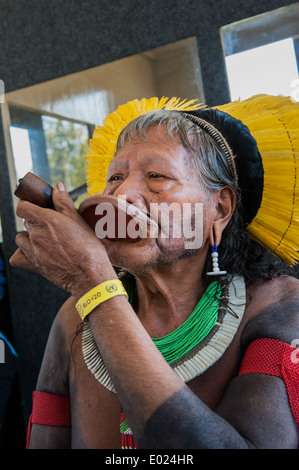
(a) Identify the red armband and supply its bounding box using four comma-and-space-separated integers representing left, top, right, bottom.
26, 391, 71, 448
238, 338, 299, 428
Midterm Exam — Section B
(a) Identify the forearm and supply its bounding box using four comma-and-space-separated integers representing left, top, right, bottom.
87, 296, 250, 449
137, 387, 250, 449
88, 295, 183, 438
29, 424, 71, 449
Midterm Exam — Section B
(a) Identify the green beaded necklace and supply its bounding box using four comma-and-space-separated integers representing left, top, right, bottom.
152, 281, 222, 364
81, 274, 246, 449
120, 279, 222, 448
126, 279, 222, 365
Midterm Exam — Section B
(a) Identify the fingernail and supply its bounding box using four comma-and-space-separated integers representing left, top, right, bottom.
57, 182, 66, 192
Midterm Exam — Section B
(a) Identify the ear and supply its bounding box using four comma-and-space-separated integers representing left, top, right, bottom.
209, 186, 236, 247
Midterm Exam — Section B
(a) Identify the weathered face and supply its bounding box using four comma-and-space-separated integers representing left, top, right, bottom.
101, 125, 216, 273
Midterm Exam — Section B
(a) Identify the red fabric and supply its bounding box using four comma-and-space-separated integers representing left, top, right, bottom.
26, 391, 71, 448
238, 338, 299, 428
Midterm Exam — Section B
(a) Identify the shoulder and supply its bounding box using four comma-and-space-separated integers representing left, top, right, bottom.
245, 274, 299, 309
49, 295, 84, 362
241, 274, 299, 349
45, 295, 82, 360
54, 295, 82, 338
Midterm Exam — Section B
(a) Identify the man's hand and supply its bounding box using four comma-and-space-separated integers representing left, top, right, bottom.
10, 182, 116, 299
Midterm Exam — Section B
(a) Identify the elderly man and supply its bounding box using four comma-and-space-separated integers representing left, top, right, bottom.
10, 96, 299, 449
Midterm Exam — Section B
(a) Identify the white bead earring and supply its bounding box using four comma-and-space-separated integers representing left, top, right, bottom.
207, 243, 227, 276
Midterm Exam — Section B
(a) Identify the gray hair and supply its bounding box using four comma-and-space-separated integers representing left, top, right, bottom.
115, 110, 239, 196
115, 110, 289, 284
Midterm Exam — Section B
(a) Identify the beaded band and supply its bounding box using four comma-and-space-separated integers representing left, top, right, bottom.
182, 112, 238, 188
81, 274, 246, 391
76, 279, 128, 321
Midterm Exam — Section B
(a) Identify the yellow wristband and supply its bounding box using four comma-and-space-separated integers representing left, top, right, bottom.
75, 279, 128, 320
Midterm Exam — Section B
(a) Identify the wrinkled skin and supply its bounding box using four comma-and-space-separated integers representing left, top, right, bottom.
10, 126, 299, 449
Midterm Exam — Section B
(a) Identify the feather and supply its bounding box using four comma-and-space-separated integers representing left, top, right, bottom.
86, 97, 203, 195
85, 93, 299, 266
217, 94, 299, 265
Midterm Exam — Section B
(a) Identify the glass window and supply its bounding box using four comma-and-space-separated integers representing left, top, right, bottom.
42, 115, 89, 193
8, 104, 92, 200
10, 126, 32, 181
221, 3, 299, 101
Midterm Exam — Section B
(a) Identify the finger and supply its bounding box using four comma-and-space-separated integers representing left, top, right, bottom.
16, 200, 47, 224
9, 247, 35, 271
52, 182, 81, 221
15, 232, 31, 254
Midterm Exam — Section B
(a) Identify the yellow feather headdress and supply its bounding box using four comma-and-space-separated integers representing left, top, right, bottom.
86, 94, 299, 266
217, 94, 299, 266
